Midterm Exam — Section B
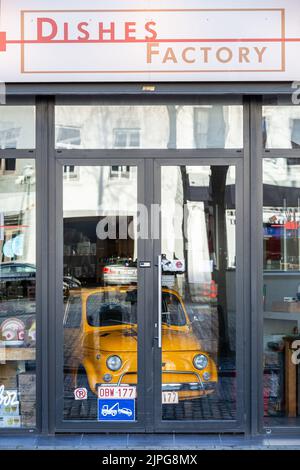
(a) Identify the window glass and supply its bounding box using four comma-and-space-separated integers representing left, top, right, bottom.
0, 159, 36, 429
263, 158, 300, 426
55, 105, 243, 149
161, 165, 237, 421
0, 107, 35, 149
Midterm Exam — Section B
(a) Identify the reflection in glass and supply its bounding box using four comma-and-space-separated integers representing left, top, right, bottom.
0, 160, 36, 429
263, 106, 300, 149
263, 158, 300, 425
63, 166, 138, 421
0, 107, 35, 149
56, 105, 243, 149
161, 166, 236, 420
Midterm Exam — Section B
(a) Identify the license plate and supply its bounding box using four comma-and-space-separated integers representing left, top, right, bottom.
162, 391, 179, 404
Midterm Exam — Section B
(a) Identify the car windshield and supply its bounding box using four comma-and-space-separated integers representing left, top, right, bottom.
86, 290, 187, 327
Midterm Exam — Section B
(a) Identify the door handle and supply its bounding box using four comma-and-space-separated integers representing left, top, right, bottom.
157, 254, 162, 349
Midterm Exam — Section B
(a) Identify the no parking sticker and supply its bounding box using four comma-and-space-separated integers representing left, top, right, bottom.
74, 388, 88, 400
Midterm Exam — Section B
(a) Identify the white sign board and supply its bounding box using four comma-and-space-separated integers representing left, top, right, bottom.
0, 0, 300, 82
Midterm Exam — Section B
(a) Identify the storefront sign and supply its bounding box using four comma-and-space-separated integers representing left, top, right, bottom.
1, 0, 300, 81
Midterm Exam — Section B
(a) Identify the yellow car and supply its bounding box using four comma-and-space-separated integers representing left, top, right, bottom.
65, 286, 218, 401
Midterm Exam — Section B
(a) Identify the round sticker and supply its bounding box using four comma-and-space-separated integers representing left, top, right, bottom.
74, 388, 88, 400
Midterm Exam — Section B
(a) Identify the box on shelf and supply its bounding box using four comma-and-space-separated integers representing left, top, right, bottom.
272, 301, 300, 313
0, 363, 17, 389
18, 373, 36, 400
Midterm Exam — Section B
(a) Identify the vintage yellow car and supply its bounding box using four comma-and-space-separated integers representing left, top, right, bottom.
65, 286, 218, 401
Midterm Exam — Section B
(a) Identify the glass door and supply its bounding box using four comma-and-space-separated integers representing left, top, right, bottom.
55, 158, 245, 433
153, 161, 245, 431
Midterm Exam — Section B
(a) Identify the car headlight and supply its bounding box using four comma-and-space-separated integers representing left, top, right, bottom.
193, 354, 208, 370
106, 355, 122, 371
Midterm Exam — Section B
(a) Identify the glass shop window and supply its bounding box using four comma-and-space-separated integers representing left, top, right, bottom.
0, 107, 35, 149
263, 157, 300, 426
0, 160, 36, 430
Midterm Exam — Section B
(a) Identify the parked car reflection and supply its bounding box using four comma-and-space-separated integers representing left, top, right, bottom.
102, 259, 137, 285
0, 262, 80, 300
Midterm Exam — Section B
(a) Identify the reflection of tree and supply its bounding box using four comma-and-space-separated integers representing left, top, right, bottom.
180, 166, 191, 300
166, 107, 232, 357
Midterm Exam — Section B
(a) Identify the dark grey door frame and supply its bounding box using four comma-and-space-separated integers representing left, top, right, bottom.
49, 154, 248, 434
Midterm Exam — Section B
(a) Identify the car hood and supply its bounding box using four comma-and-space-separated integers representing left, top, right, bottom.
84, 326, 201, 353
162, 328, 201, 352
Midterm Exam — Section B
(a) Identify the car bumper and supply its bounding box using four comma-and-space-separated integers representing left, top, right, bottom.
103, 275, 137, 285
